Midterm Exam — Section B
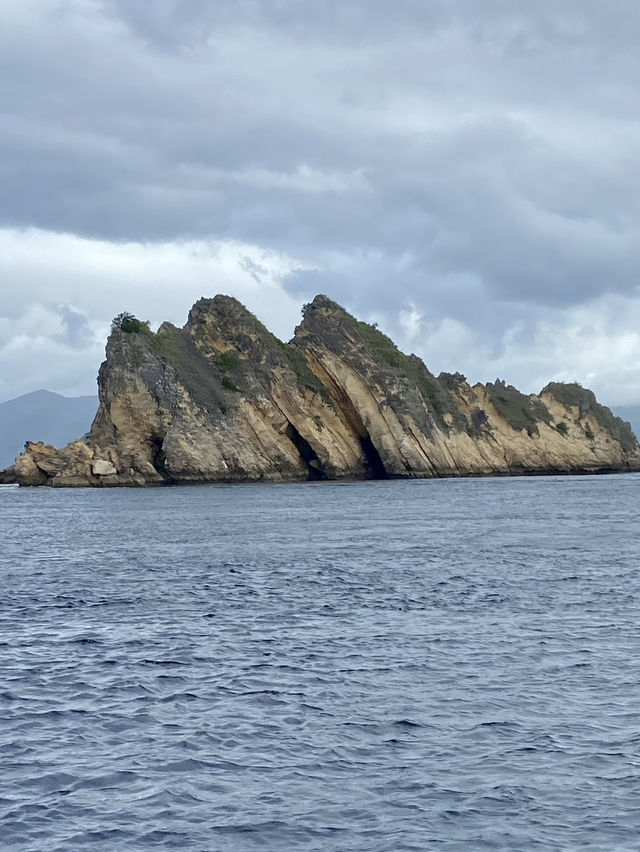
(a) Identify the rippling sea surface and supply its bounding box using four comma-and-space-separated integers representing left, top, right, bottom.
2, 475, 640, 850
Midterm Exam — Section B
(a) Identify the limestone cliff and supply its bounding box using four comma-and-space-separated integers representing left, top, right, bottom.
6, 294, 640, 486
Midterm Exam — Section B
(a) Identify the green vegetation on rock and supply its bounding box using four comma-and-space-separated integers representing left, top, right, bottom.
221, 376, 240, 392
111, 312, 151, 335
279, 343, 330, 401
354, 320, 407, 369
153, 325, 229, 414
306, 301, 467, 432
349, 319, 465, 430
485, 379, 553, 437
201, 297, 330, 400
216, 352, 240, 371
542, 382, 638, 453
356, 325, 465, 431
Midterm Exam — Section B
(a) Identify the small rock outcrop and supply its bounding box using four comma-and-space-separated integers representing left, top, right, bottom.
6, 295, 640, 486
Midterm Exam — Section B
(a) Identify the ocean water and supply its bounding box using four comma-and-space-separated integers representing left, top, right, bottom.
1, 475, 640, 851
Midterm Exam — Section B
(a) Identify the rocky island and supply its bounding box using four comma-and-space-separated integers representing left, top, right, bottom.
5, 295, 639, 486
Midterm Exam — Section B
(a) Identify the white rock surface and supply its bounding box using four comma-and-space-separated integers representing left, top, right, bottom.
92, 459, 117, 476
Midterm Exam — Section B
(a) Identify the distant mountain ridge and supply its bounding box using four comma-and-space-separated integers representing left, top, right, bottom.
0, 390, 98, 469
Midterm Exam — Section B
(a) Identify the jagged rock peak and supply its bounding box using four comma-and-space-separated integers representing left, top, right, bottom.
186, 294, 261, 330
182, 293, 293, 369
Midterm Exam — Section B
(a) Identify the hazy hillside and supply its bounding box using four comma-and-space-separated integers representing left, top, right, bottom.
611, 405, 640, 443
0, 390, 98, 469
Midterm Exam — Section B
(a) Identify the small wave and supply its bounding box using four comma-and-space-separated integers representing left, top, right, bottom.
3, 477, 640, 851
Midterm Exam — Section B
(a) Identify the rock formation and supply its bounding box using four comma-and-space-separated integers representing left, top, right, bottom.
5, 295, 639, 486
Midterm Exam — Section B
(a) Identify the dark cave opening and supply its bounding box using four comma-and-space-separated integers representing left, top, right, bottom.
285, 423, 328, 481
151, 436, 168, 477
360, 434, 389, 479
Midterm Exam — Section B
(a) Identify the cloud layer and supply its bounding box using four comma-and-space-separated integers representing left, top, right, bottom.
3, 1, 640, 405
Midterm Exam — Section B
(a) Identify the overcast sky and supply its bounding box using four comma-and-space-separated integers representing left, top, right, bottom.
3, 0, 640, 405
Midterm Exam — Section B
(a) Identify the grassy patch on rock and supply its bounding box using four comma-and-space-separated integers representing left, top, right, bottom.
153, 325, 230, 414
485, 380, 553, 437
352, 320, 467, 432
542, 382, 638, 453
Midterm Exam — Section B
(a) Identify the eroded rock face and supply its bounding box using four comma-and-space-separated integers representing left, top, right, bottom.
8, 294, 640, 486
0, 465, 18, 485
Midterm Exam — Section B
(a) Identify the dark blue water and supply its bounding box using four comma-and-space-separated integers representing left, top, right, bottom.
2, 476, 640, 851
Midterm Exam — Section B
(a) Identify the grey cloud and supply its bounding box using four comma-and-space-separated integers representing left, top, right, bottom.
106, 1, 640, 54
55, 306, 94, 349
283, 261, 538, 365
3, 0, 640, 401
103, 0, 452, 48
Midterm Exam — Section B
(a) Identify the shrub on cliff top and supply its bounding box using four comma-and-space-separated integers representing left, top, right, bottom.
111, 312, 151, 335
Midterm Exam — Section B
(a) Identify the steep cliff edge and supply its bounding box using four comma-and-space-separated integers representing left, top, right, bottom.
7, 294, 640, 486
293, 296, 640, 477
